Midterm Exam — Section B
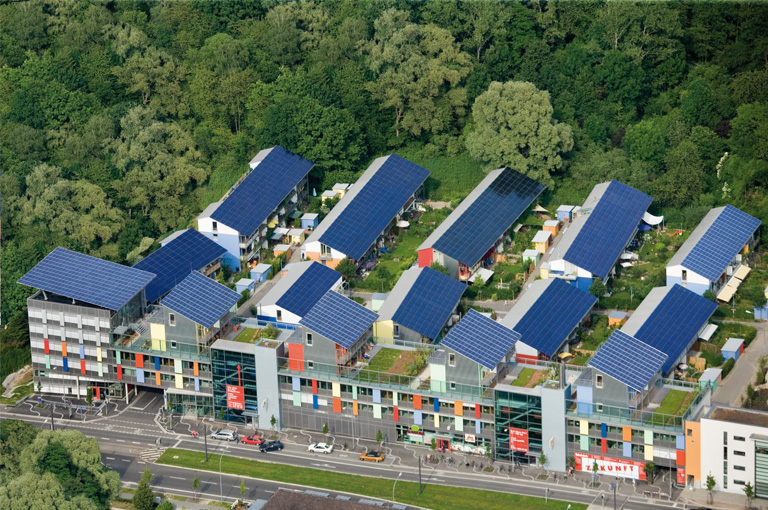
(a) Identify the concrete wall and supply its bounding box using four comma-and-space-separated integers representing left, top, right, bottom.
433, 250, 460, 280
685, 420, 701, 486
255, 343, 282, 430
198, 215, 242, 271
302, 241, 347, 269
541, 386, 567, 472
259, 304, 302, 325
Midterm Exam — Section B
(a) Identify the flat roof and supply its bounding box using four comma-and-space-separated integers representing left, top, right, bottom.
532, 231, 552, 243
722, 337, 744, 351
211, 339, 257, 355
709, 406, 768, 428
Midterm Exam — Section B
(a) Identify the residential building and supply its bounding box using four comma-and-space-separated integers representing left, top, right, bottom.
666, 205, 760, 299
303, 154, 429, 269
198, 146, 314, 271
547, 181, 653, 291
417, 168, 544, 280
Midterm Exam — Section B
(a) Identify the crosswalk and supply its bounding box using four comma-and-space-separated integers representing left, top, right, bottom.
139, 447, 166, 463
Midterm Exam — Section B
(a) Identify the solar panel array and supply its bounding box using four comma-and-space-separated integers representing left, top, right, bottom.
299, 291, 378, 349
564, 180, 653, 278
682, 205, 761, 282
161, 271, 241, 329
318, 154, 429, 260
211, 146, 314, 236
391, 267, 466, 340
441, 309, 521, 370
433, 168, 545, 267
588, 330, 668, 392
18, 247, 156, 311
135, 229, 227, 303
513, 278, 597, 357
633, 285, 717, 373
276, 262, 341, 317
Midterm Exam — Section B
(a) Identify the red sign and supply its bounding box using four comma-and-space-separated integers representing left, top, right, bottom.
677, 467, 686, 485
226, 384, 245, 410
574, 452, 646, 480
509, 428, 529, 453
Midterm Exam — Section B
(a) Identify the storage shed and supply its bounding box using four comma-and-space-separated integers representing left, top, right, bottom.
522, 249, 540, 266
251, 263, 272, 283
236, 278, 256, 295
301, 213, 319, 231
532, 230, 552, 254
543, 219, 560, 236
608, 310, 627, 327
699, 367, 723, 390
722, 337, 745, 361
274, 243, 291, 258
557, 205, 575, 222
288, 228, 305, 245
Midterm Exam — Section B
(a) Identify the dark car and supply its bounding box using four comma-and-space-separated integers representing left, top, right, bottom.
260, 440, 284, 452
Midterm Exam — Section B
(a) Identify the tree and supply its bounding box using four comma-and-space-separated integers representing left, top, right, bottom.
539, 453, 548, 472
466, 81, 573, 188
429, 262, 449, 275
365, 8, 473, 138
643, 462, 657, 484
592, 460, 600, 487
336, 258, 357, 282
322, 423, 329, 439
706, 473, 716, 504
133, 469, 154, 510
730, 102, 768, 161
654, 140, 706, 207
589, 279, 607, 309
623, 119, 667, 165
270, 415, 277, 438
156, 502, 173, 510
192, 475, 200, 502
376, 430, 383, 447
85, 388, 93, 406
744, 480, 754, 508
240, 478, 247, 501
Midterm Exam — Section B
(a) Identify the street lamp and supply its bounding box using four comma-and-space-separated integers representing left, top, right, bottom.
392, 472, 403, 504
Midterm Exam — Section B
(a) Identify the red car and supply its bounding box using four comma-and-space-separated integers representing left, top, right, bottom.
241, 435, 264, 445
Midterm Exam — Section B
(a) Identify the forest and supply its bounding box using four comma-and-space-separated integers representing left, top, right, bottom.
1, 0, 767, 341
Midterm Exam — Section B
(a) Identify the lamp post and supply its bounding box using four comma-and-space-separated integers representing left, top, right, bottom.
392, 472, 403, 504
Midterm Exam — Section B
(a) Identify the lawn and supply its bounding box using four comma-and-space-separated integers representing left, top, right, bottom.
0, 381, 33, 405
578, 315, 613, 351
357, 348, 427, 383
233, 327, 261, 344
649, 389, 699, 426
710, 322, 757, 347
510, 368, 547, 388
397, 148, 486, 203
157, 449, 584, 510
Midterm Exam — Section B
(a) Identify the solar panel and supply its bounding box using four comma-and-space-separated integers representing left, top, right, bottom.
433, 168, 545, 267
442, 309, 521, 370
211, 146, 314, 236
276, 262, 341, 317
564, 181, 653, 278
682, 205, 761, 282
632, 284, 717, 373
589, 330, 668, 392
299, 291, 378, 349
17, 247, 156, 311
161, 271, 241, 329
135, 229, 227, 303
319, 154, 429, 261
512, 278, 597, 357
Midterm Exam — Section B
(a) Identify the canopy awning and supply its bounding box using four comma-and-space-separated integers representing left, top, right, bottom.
643, 211, 664, 226
396, 220, 410, 228
620, 262, 633, 268
734, 265, 752, 281
717, 285, 737, 302
698, 323, 718, 342
469, 267, 494, 284
533, 204, 549, 213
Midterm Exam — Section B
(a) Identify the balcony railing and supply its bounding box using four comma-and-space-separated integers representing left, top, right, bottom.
566, 399, 685, 432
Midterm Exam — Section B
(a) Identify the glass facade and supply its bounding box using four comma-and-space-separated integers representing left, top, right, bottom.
755, 440, 768, 499
211, 348, 258, 424
168, 392, 213, 417
495, 390, 542, 464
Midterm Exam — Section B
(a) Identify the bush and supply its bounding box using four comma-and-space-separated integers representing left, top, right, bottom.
700, 350, 724, 368
722, 358, 736, 378
262, 325, 280, 339
156, 501, 174, 510
237, 289, 250, 307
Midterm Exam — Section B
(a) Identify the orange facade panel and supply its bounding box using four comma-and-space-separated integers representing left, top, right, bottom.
413, 395, 422, 410
684, 421, 701, 483
193, 362, 199, 377
352, 400, 359, 416
333, 397, 342, 413
622, 426, 632, 442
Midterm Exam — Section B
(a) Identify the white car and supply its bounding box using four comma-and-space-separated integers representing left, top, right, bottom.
210, 429, 237, 441
307, 442, 334, 454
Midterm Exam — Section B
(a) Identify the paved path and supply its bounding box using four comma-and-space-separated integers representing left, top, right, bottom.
712, 319, 768, 406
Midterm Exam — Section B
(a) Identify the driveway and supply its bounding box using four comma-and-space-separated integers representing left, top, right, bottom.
711, 320, 768, 406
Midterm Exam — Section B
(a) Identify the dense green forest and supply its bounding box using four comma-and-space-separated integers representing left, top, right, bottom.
1, 0, 767, 333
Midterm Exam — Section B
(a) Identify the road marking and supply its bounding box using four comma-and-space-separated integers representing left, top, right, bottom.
116, 439, 126, 443
121, 459, 130, 462
265, 490, 275, 493
138, 461, 146, 464
106, 457, 115, 460
102, 437, 110, 440
170, 476, 186, 481
132, 441, 140, 444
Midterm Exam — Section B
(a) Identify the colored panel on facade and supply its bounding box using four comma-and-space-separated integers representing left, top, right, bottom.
61, 341, 67, 357
475, 404, 481, 419
475, 420, 481, 435
116, 350, 121, 364
601, 423, 607, 438
62, 357, 69, 372
97, 362, 103, 377
393, 392, 398, 406
194, 377, 200, 392
44, 339, 49, 354
194, 362, 199, 377
373, 388, 381, 403
312, 395, 318, 409
292, 376, 300, 391
644, 430, 653, 445
580, 435, 589, 451
622, 426, 632, 442
80, 359, 86, 374
433, 413, 439, 429
174, 359, 182, 374
136, 369, 145, 383
601, 438, 607, 454
45, 355, 51, 369
155, 371, 161, 385
676, 449, 685, 466
333, 397, 342, 413
455, 417, 464, 432
154, 356, 160, 370
455, 401, 463, 416
116, 365, 122, 380
644, 445, 654, 460
312, 379, 318, 394
79, 344, 85, 359
352, 385, 358, 400
414, 395, 422, 410
96, 347, 102, 362
414, 410, 423, 425
333, 382, 341, 398
175, 374, 183, 389
510, 428, 529, 453
676, 434, 685, 451
393, 407, 399, 422
292, 391, 301, 406
136, 354, 144, 368
623, 441, 632, 457
226, 384, 245, 410
579, 420, 588, 435
433, 398, 440, 413
374, 404, 382, 419
288, 342, 305, 372
352, 400, 358, 415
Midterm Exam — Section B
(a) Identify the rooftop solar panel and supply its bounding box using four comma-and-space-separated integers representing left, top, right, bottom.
161, 271, 240, 329
211, 146, 314, 236
275, 262, 342, 317
299, 291, 378, 349
564, 181, 652, 278
512, 278, 596, 357
632, 284, 717, 373
18, 247, 156, 311
390, 267, 466, 340
135, 229, 227, 303
441, 309, 521, 370
682, 205, 761, 282
588, 330, 667, 392
318, 154, 429, 261
432, 168, 545, 267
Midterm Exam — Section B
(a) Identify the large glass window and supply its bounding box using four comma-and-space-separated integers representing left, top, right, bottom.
495, 390, 542, 463
211, 348, 258, 425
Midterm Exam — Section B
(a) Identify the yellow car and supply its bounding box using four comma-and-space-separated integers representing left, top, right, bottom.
359, 451, 385, 462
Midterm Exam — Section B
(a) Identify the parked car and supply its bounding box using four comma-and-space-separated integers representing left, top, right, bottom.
260, 440, 284, 452
359, 451, 385, 462
308, 442, 334, 454
241, 435, 264, 445
210, 429, 237, 441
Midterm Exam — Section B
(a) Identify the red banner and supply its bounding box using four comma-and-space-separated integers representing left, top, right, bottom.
574, 452, 646, 480
509, 428, 529, 453
226, 384, 245, 410
677, 468, 686, 485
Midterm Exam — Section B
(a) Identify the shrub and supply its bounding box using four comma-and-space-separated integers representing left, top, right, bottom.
700, 350, 724, 368
722, 358, 736, 378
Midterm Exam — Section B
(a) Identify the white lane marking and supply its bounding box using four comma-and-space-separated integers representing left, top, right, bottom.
121, 459, 131, 462
132, 441, 141, 444
170, 476, 186, 481
116, 439, 126, 443
106, 457, 115, 460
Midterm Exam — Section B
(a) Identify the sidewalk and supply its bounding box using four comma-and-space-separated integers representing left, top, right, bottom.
712, 320, 768, 406
681, 487, 757, 509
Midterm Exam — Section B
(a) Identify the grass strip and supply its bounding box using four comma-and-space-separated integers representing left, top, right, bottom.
157, 448, 584, 510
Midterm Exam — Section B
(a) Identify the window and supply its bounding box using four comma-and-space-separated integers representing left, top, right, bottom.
394, 324, 400, 337
734, 450, 746, 456
170, 341, 177, 349
307, 361, 314, 369
682, 270, 687, 281
276, 310, 282, 321
596, 403, 604, 412
687, 429, 693, 437
213, 233, 218, 240
734, 479, 746, 486
448, 353, 455, 367
734, 436, 746, 441
169, 313, 176, 327
724, 431, 728, 445
734, 465, 746, 471
596, 375, 603, 388
306, 333, 313, 346
724, 476, 728, 489
450, 382, 456, 390
212, 221, 218, 231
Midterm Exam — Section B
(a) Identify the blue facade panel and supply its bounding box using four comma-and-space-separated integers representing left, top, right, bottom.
575, 277, 593, 293
155, 356, 161, 370
202, 231, 242, 271
62, 357, 69, 372
312, 395, 318, 409
136, 369, 144, 383
623, 441, 632, 457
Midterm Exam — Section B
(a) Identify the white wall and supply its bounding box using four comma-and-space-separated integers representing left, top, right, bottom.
301, 240, 347, 261
666, 265, 711, 295
700, 418, 758, 495
548, 258, 593, 279
198, 215, 239, 237
258, 304, 302, 325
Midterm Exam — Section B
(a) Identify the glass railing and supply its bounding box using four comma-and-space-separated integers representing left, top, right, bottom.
566, 399, 685, 431
110, 336, 212, 362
